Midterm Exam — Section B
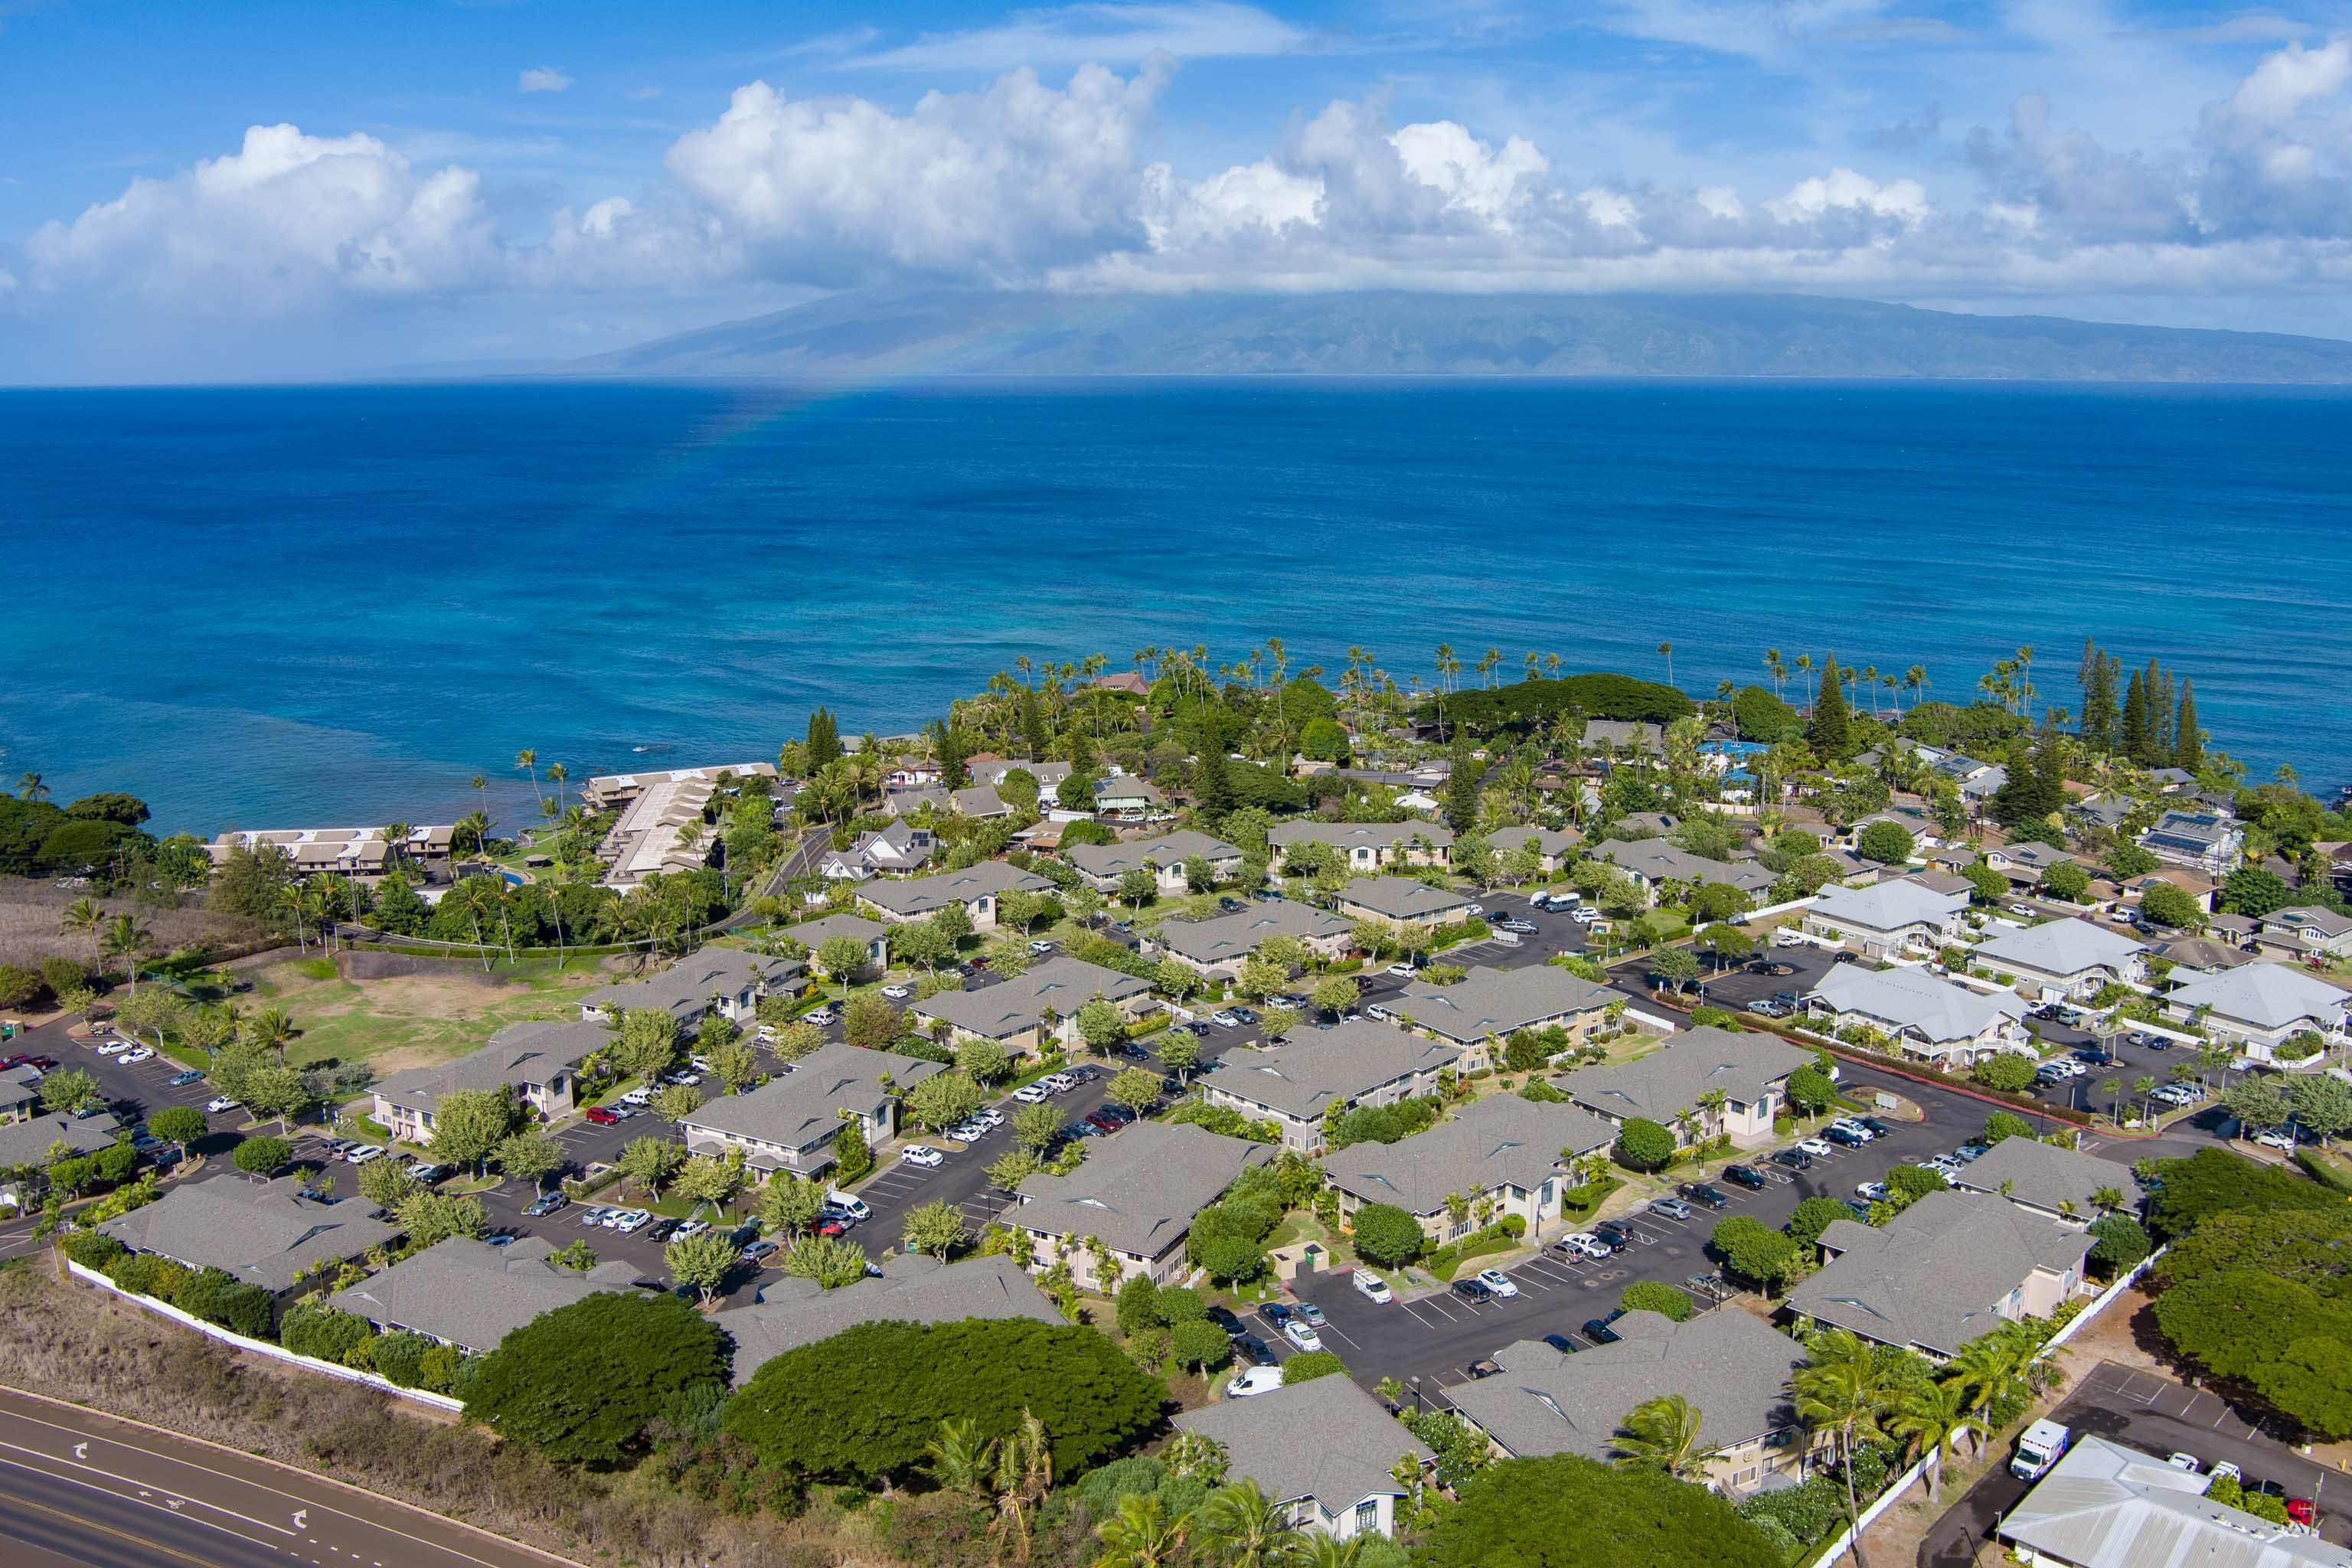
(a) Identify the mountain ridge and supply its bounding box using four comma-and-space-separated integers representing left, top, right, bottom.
566, 290, 2352, 383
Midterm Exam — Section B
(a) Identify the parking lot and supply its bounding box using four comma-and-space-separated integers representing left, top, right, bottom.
1292, 1057, 1986, 1396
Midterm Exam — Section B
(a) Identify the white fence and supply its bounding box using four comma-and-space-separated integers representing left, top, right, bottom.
1743, 894, 1820, 925
66, 1260, 464, 1413
1801, 1245, 2166, 1565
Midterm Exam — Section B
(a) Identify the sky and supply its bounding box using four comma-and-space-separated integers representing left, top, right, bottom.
3, 0, 2350, 380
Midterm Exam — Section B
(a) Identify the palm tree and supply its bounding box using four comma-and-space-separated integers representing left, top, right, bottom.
1280, 1535, 1365, 1568
1762, 648, 1785, 698
1795, 652, 1815, 705
248, 1006, 297, 1063
1191, 1480, 1295, 1568
1793, 1328, 1891, 1566
2099, 1076, 2123, 1126
990, 1410, 1054, 1566
99, 913, 153, 995
546, 762, 568, 814
1093, 1492, 1187, 1568
1658, 641, 1674, 688
1888, 1379, 1986, 1501
922, 1416, 996, 1501
515, 749, 541, 813
1612, 1393, 1709, 1479
381, 822, 412, 877
1904, 665, 1928, 710
16, 772, 48, 802
58, 896, 104, 952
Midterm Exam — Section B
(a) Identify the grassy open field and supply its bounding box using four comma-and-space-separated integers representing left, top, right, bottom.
242, 950, 615, 1074
0, 877, 263, 972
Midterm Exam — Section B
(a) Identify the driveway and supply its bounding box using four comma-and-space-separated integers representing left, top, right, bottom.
1921, 1359, 2352, 1566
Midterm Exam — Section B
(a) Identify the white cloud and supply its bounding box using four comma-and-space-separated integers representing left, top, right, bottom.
1390, 121, 1547, 227
2229, 34, 2349, 121
519, 66, 573, 94
1768, 167, 1929, 224
662, 61, 1171, 282
21, 124, 501, 309
848, 2, 1308, 72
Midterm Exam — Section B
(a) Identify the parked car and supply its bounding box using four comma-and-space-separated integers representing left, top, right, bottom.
673, 1219, 710, 1239
1027, 939, 1057, 955
880, 985, 912, 1000
900, 1144, 944, 1167
1592, 1220, 1636, 1249
1283, 1319, 1324, 1352
739, 1240, 779, 1263
1557, 1232, 1610, 1259
1475, 1268, 1520, 1298
524, 1193, 570, 1217
1207, 1305, 1247, 1337
1680, 1183, 1730, 1210
804, 1008, 838, 1026
1541, 1333, 1578, 1355
1774, 1148, 1813, 1171
2166, 1452, 2202, 1474
168, 1069, 204, 1086
1386, 963, 1418, 978
1460, 1358, 1502, 1380
119, 1047, 155, 1065
1013, 1083, 1051, 1104
2256, 1128, 2298, 1152
1227, 1365, 1285, 1397
345, 1145, 387, 1165
1860, 1117, 1896, 1138
1210, 1011, 1240, 1027
1825, 1126, 1868, 1148
1649, 1196, 1694, 1222
1259, 1301, 1292, 1328
1043, 1072, 1078, 1093
1583, 1313, 1624, 1344
609, 1209, 652, 1232
1723, 1164, 1768, 1190
1354, 1270, 1392, 1303
583, 1106, 622, 1125
1295, 1301, 1326, 1328
1796, 1137, 1836, 1158
645, 1217, 682, 1243
577, 1206, 615, 1227
1452, 1279, 1495, 1305
404, 1163, 448, 1184
1856, 1181, 1890, 1202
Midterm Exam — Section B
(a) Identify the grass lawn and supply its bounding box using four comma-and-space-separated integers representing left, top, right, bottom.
243, 951, 614, 1075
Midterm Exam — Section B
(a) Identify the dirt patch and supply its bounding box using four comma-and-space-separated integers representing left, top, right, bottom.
0, 876, 264, 972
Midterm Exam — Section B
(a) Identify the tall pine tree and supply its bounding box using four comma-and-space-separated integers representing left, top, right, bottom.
1445, 735, 1487, 832
2174, 681, 2202, 772
2077, 641, 2121, 752
1191, 728, 1236, 820
1020, 688, 1050, 763
933, 718, 969, 790
2121, 669, 2151, 764
1807, 655, 1853, 760
806, 707, 842, 770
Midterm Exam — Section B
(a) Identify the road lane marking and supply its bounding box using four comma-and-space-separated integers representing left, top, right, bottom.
0, 1439, 295, 1536
0, 1485, 249, 1568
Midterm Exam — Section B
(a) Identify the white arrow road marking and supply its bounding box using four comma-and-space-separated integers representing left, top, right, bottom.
72, 1442, 87, 1459
294, 1508, 309, 1530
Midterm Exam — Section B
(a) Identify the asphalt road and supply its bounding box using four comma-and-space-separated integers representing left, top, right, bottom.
0, 1387, 570, 1568
1920, 1359, 2352, 1565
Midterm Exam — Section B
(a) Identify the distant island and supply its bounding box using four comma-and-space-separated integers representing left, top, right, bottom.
567, 289, 2352, 384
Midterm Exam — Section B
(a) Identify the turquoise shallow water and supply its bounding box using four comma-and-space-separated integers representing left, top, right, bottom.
2, 378, 2346, 835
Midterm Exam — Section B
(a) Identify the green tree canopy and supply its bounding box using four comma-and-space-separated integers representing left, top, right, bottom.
465, 1292, 730, 1468
722, 1318, 1161, 1482
1612, 1117, 1677, 1171
1349, 1202, 1426, 1267
1419, 1454, 1779, 1568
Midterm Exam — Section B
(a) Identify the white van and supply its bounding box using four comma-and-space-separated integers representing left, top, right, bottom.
825, 1191, 871, 1220
1227, 1365, 1285, 1398
1354, 1269, 1393, 1304
2012, 1419, 2071, 1481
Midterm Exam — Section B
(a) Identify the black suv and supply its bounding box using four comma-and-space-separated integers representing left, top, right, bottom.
1583, 1312, 1625, 1344
1591, 1220, 1635, 1249
1205, 1305, 1246, 1339
1452, 1279, 1496, 1305
1723, 1164, 1768, 1190
1680, 1183, 1730, 1210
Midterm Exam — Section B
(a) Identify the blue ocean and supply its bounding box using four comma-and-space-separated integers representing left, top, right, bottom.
2, 379, 2347, 835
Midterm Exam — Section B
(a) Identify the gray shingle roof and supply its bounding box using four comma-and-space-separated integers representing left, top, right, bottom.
330, 1236, 644, 1353
2165, 962, 2350, 1031
1599, 840, 1778, 893
1395, 964, 1615, 1043
1810, 880, 1969, 933
787, 913, 890, 949
1786, 1191, 2092, 1356
1155, 903, 1352, 966
1172, 1375, 1432, 1516
1268, 821, 1456, 851
1013, 1121, 1270, 1259
1951, 1138, 2144, 1218
1208, 1023, 1462, 1121
857, 861, 1054, 917
1065, 830, 1243, 880
0, 1109, 122, 1168
1998, 1435, 2352, 1568
373, 1019, 602, 1118
1338, 877, 1472, 921
910, 956, 1153, 1040
1807, 965, 2027, 1045
1974, 918, 2147, 978
681, 1041, 946, 1153
100, 1175, 404, 1293
1324, 1093, 1615, 1216
1445, 1308, 1805, 1461
1559, 1027, 1812, 1124
1488, 824, 1581, 858
720, 1254, 1061, 1384
583, 948, 802, 1018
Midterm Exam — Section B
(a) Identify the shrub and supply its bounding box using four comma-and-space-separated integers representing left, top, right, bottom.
64, 1232, 125, 1270
370, 1331, 433, 1388
171, 1267, 275, 1338
1619, 1282, 1694, 1322
280, 1301, 377, 1365
1612, 1117, 1676, 1171
1350, 1202, 1426, 1267
1971, 1054, 2039, 1093
1279, 1351, 1346, 1384
466, 1292, 730, 1468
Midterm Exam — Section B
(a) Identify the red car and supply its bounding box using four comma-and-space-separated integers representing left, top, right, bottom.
583, 1106, 622, 1126
2288, 1498, 2318, 1527
813, 1217, 853, 1237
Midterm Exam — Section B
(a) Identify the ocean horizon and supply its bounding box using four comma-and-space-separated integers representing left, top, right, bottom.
5, 377, 2347, 836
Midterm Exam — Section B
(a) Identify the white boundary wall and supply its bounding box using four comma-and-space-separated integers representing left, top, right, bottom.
66, 1259, 465, 1413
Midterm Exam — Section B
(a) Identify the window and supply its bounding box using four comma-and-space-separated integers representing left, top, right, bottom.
1354, 1499, 1379, 1535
